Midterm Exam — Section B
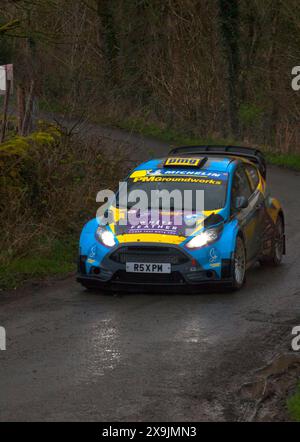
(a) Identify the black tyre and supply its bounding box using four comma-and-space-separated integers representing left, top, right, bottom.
229, 235, 246, 291
261, 216, 285, 266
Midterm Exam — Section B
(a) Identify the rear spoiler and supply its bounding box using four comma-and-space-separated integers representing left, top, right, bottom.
168, 145, 267, 178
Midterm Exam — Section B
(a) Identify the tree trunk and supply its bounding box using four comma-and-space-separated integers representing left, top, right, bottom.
218, 0, 240, 137
96, 0, 118, 86
0, 79, 11, 143
21, 80, 34, 136
17, 84, 26, 135
267, 0, 280, 144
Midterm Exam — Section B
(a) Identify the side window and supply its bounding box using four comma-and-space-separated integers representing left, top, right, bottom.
231, 167, 252, 212
245, 164, 259, 192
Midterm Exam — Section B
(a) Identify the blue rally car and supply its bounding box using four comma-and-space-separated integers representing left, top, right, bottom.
77, 145, 285, 292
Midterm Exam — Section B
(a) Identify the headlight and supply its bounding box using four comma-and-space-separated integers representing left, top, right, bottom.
186, 228, 220, 249
96, 227, 116, 247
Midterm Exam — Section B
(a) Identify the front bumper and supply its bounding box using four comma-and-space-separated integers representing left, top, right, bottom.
76, 274, 232, 293
77, 242, 232, 292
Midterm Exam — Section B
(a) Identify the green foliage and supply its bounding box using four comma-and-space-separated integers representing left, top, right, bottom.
0, 128, 129, 290
239, 103, 264, 126
28, 131, 57, 144
265, 152, 300, 170
0, 19, 20, 36
0, 136, 30, 156
0, 237, 77, 291
0, 130, 57, 156
287, 384, 300, 421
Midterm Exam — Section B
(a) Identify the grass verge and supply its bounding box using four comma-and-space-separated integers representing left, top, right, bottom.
109, 116, 300, 171
40, 101, 300, 170
287, 384, 300, 421
0, 237, 77, 291
111, 117, 236, 146
265, 153, 300, 170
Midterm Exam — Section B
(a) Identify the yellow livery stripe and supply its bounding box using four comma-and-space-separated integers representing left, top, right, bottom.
116, 233, 186, 245
130, 170, 147, 178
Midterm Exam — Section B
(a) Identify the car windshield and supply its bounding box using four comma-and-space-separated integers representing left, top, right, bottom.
116, 172, 228, 212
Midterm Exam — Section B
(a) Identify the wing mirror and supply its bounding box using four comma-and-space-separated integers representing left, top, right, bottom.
235, 196, 249, 210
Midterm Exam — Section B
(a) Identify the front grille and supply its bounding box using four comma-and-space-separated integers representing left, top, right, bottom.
112, 270, 184, 284
110, 246, 189, 265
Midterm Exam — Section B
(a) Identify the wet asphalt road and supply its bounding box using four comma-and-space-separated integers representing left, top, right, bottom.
0, 126, 300, 421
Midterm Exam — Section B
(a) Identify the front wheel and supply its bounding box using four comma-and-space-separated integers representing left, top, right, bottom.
229, 236, 246, 291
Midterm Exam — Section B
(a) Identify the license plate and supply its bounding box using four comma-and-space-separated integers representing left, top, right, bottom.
126, 262, 171, 274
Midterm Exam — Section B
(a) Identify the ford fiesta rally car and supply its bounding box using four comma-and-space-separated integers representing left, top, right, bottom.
77, 145, 285, 292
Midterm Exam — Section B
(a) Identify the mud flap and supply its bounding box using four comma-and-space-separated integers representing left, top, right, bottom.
283, 235, 286, 255
221, 258, 233, 279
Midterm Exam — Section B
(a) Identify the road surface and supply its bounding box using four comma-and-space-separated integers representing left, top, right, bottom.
0, 125, 300, 421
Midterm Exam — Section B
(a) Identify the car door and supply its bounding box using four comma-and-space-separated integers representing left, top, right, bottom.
230, 165, 261, 261
245, 163, 266, 255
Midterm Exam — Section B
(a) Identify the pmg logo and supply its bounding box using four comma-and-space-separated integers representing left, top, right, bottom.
0, 326, 6, 351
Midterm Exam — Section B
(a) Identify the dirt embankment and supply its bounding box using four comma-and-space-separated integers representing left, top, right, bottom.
239, 352, 300, 421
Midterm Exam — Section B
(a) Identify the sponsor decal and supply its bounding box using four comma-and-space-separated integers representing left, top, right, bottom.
209, 248, 218, 264
133, 176, 222, 185
115, 211, 189, 236
126, 217, 179, 236
210, 263, 221, 268
89, 245, 97, 258
146, 169, 228, 179
165, 157, 202, 167
128, 224, 178, 235
208, 247, 221, 267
